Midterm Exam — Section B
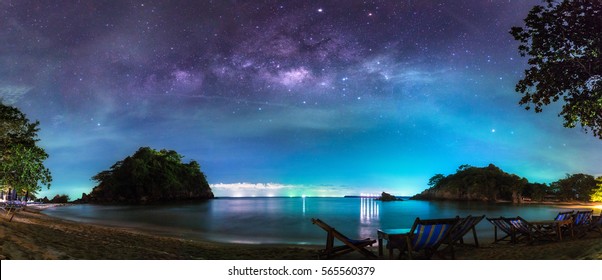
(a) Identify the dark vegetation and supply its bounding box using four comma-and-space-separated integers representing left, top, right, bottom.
78, 147, 214, 204
414, 164, 602, 203
40, 194, 70, 203
511, 0, 602, 139
0, 103, 52, 199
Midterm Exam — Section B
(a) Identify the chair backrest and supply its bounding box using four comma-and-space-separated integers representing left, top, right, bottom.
573, 210, 593, 226
408, 218, 458, 250
311, 218, 351, 240
505, 217, 531, 234
450, 215, 485, 241
486, 217, 513, 234
554, 211, 574, 221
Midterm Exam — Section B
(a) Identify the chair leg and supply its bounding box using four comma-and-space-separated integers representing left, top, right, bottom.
472, 227, 479, 247
405, 236, 413, 260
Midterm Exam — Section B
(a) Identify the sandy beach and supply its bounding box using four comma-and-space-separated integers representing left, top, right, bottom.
1, 207, 601, 260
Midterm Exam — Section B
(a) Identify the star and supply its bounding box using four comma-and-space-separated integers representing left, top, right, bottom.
3, 0, 601, 200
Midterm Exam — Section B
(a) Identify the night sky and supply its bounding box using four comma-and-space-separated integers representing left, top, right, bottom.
2, 0, 601, 198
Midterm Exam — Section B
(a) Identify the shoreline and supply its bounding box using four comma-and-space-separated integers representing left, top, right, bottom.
1, 205, 601, 260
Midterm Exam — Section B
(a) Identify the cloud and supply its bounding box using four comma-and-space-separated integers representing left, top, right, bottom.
0, 85, 33, 104
211, 182, 300, 197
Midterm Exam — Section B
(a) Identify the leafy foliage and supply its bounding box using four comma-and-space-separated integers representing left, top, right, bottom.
591, 177, 602, 202
416, 164, 527, 202
427, 174, 445, 187
521, 182, 550, 201
0, 103, 52, 197
87, 147, 214, 204
550, 173, 598, 202
510, 0, 602, 139
417, 164, 600, 203
50, 194, 70, 203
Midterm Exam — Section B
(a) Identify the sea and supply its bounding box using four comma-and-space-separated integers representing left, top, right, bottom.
42, 197, 596, 245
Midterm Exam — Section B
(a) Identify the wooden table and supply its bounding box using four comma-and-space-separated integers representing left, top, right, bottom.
377, 228, 411, 259
530, 219, 573, 241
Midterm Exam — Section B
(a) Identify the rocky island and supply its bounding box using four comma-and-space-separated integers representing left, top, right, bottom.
77, 147, 214, 204
376, 192, 403, 201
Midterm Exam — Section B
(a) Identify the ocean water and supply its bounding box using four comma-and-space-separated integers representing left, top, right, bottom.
43, 197, 595, 245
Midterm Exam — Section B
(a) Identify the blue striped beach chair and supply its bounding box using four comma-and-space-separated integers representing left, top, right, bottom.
572, 210, 593, 237
389, 217, 459, 259
505, 216, 556, 244
548, 210, 574, 236
487, 217, 516, 243
505, 217, 534, 242
449, 215, 485, 247
554, 211, 574, 221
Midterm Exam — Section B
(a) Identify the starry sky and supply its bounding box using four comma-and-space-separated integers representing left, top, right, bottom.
1, 0, 601, 198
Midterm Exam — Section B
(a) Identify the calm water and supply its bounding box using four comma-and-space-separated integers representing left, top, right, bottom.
43, 197, 595, 245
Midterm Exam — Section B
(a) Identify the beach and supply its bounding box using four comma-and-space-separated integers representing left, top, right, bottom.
1, 207, 601, 260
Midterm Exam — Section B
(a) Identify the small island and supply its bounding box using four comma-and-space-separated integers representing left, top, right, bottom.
375, 192, 403, 202
77, 147, 214, 204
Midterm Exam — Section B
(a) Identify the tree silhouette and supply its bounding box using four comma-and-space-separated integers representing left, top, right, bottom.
510, 0, 602, 139
0, 103, 52, 198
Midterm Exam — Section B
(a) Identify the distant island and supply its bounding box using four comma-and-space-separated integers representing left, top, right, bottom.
76, 147, 214, 204
375, 192, 403, 202
412, 163, 600, 203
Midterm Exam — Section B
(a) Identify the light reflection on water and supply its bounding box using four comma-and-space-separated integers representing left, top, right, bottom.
43, 197, 590, 245
360, 197, 379, 224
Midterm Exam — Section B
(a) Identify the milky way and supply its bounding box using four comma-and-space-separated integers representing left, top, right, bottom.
1, 0, 601, 198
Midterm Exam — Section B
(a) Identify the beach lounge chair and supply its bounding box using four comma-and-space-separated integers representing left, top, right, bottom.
547, 210, 574, 237
554, 210, 574, 221
505, 216, 557, 244
487, 217, 516, 243
311, 218, 377, 259
589, 216, 602, 236
388, 217, 459, 259
572, 210, 593, 237
448, 215, 485, 247
1, 189, 26, 222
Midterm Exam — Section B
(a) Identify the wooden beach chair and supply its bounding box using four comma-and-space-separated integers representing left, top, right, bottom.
554, 210, 574, 222
388, 217, 459, 259
487, 217, 516, 243
505, 216, 556, 244
311, 218, 377, 259
547, 210, 574, 237
572, 210, 593, 237
588, 216, 602, 236
448, 215, 485, 247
